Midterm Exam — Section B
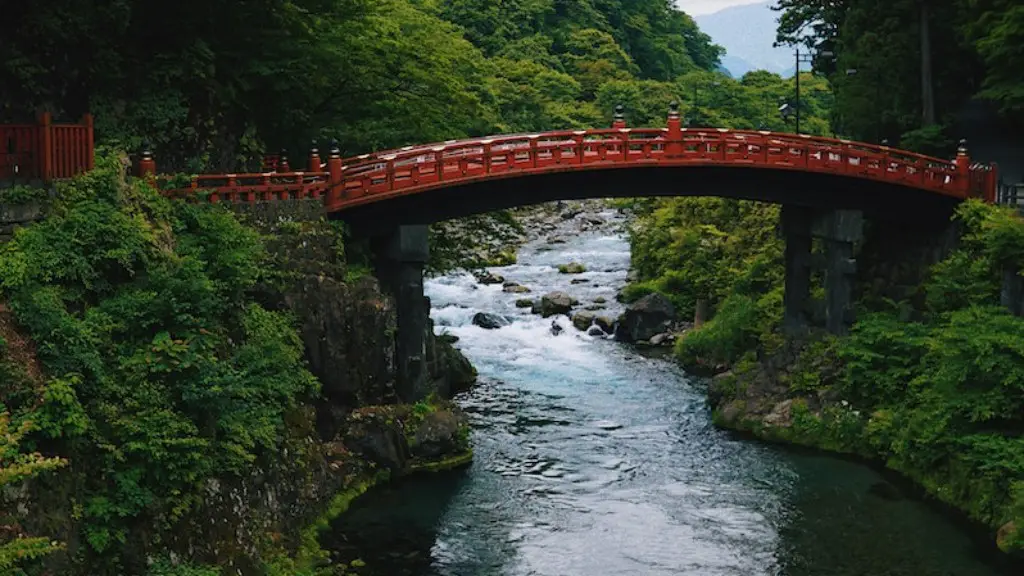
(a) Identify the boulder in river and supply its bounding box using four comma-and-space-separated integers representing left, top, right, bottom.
614, 293, 676, 343
572, 311, 596, 331
411, 409, 467, 460
515, 298, 534, 309
539, 291, 578, 318
472, 312, 509, 330
587, 326, 605, 337
476, 271, 505, 285
570, 278, 590, 285
503, 284, 531, 294
649, 332, 672, 347
595, 316, 615, 334
593, 297, 607, 304
558, 262, 587, 274
550, 321, 564, 336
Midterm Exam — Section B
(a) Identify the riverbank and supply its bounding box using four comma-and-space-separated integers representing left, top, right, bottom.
0, 160, 479, 576
307, 198, 1021, 575
616, 196, 1024, 557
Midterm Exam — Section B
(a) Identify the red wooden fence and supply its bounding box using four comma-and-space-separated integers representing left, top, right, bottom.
0, 113, 95, 182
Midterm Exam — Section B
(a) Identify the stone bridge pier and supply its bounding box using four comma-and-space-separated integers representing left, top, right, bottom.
782, 205, 865, 335
372, 224, 431, 402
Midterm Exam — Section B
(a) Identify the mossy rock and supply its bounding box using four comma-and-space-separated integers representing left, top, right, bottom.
557, 263, 587, 274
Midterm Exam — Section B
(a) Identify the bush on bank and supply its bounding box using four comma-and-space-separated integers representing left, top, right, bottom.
0, 153, 319, 573
624, 197, 1024, 553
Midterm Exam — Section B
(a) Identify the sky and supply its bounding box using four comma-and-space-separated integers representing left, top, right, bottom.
674, 0, 767, 16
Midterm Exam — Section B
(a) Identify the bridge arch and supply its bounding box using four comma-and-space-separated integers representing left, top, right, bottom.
151, 104, 997, 234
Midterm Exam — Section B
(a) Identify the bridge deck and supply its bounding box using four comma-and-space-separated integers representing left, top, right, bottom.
153, 112, 999, 212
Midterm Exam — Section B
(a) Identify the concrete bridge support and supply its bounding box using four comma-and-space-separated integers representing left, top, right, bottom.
782, 206, 864, 335
374, 225, 431, 402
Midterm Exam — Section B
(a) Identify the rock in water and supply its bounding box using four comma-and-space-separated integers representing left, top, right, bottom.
503, 284, 531, 293
515, 298, 534, 309
572, 311, 596, 331
412, 409, 466, 459
587, 326, 605, 337
472, 312, 509, 330
476, 271, 504, 285
595, 316, 615, 334
550, 321, 564, 336
558, 262, 587, 274
614, 293, 676, 343
540, 291, 577, 318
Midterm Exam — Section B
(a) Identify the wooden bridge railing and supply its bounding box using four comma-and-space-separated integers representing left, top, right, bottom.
1, 113, 95, 182
145, 103, 1000, 211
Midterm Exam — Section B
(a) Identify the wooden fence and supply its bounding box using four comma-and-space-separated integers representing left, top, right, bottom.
0, 113, 95, 182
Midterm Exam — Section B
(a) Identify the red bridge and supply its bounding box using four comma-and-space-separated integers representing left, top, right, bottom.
140, 104, 997, 227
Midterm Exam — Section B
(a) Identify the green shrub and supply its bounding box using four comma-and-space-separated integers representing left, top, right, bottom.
676, 294, 761, 366
0, 153, 318, 572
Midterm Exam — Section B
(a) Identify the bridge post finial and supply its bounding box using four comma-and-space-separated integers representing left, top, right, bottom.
308, 140, 321, 172
136, 141, 156, 179
327, 139, 343, 208
612, 104, 627, 129
666, 101, 683, 156
955, 138, 971, 194
278, 148, 290, 173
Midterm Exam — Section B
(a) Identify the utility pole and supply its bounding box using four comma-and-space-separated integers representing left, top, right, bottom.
795, 50, 802, 135
920, 0, 935, 125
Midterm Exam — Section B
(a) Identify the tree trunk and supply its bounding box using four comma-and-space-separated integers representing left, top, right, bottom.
920, 0, 936, 125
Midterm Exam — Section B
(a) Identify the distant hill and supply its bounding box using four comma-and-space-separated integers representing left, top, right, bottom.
695, 2, 793, 77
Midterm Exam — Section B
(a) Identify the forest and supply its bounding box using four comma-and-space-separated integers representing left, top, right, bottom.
621, 0, 1024, 556
3, 0, 1024, 573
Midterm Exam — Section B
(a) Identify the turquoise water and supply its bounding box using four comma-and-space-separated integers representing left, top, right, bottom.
325, 208, 1018, 576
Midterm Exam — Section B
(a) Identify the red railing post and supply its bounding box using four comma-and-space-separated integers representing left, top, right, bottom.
278, 149, 290, 173
612, 104, 627, 129
955, 139, 970, 197
38, 111, 53, 181
985, 163, 999, 204
665, 101, 683, 158
83, 114, 95, 171
327, 141, 343, 208
308, 141, 321, 173
136, 143, 157, 181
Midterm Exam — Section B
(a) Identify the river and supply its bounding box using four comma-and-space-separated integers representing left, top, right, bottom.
325, 203, 1017, 576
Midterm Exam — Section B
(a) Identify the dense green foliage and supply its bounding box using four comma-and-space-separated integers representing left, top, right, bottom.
1, 0, 724, 168
622, 196, 788, 367
775, 0, 1024, 151
1, 408, 66, 574
0, 155, 319, 573
672, 200, 1024, 552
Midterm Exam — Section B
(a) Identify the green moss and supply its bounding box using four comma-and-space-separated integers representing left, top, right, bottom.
407, 449, 474, 474
265, 469, 392, 576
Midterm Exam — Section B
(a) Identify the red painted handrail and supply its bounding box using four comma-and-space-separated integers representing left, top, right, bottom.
154, 112, 998, 211
0, 113, 94, 181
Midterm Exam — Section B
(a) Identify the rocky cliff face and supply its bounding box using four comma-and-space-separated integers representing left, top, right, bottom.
6, 199, 477, 575
167, 200, 479, 572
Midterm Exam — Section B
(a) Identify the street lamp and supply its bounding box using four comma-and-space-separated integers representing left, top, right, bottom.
793, 48, 834, 134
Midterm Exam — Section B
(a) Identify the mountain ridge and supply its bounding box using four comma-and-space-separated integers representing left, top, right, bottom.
694, 1, 793, 77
